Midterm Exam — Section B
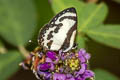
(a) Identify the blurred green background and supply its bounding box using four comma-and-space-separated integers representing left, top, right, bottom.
0, 0, 120, 80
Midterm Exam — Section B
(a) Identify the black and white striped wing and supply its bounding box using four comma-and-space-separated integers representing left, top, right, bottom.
38, 7, 77, 52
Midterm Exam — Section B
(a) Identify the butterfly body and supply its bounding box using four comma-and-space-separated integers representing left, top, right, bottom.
38, 7, 77, 52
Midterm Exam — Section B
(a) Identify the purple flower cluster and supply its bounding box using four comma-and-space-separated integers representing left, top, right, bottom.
33, 49, 94, 80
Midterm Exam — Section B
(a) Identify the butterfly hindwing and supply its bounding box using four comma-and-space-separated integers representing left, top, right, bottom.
38, 7, 77, 52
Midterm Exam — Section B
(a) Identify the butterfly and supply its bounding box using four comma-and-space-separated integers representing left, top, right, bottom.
38, 7, 77, 52
20, 7, 78, 79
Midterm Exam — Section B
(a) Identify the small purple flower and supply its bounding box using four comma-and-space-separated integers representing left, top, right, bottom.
38, 62, 51, 71
74, 64, 87, 77
78, 49, 91, 63
47, 51, 57, 60
59, 50, 66, 60
53, 73, 66, 80
21, 48, 95, 80
81, 70, 94, 79
66, 74, 75, 80
37, 70, 51, 79
46, 57, 53, 62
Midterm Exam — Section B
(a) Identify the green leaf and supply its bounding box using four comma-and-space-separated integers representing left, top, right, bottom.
34, 0, 54, 24
76, 36, 86, 48
0, 0, 36, 46
30, 0, 54, 44
51, 0, 84, 14
86, 25, 120, 49
95, 69, 119, 80
51, 0, 108, 32
0, 50, 23, 80
78, 3, 108, 32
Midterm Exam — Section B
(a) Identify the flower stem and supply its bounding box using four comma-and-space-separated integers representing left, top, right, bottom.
18, 45, 29, 58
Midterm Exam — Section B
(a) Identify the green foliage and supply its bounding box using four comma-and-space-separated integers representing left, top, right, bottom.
0, 0, 36, 46
51, 0, 84, 13
95, 69, 119, 80
0, 51, 23, 80
76, 36, 86, 48
78, 3, 107, 32
86, 25, 120, 49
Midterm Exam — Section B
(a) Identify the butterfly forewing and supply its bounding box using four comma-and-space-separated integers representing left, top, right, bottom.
38, 7, 77, 52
